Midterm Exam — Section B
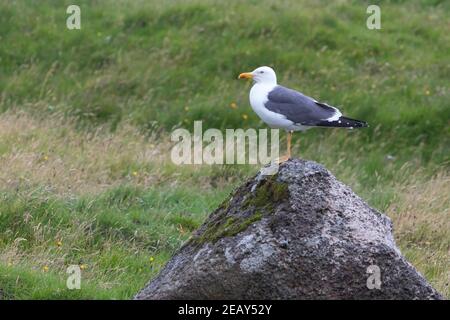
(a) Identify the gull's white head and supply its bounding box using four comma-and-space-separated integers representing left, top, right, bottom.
238, 66, 277, 85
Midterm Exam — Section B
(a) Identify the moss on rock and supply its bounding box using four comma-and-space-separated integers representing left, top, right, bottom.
243, 176, 289, 210
189, 176, 289, 245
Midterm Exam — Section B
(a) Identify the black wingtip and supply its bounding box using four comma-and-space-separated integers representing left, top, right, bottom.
339, 116, 368, 128
315, 116, 368, 128
359, 120, 369, 128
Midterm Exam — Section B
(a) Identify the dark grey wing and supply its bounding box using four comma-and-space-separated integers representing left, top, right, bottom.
265, 85, 338, 125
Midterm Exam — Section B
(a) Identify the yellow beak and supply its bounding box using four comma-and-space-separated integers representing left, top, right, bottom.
238, 72, 253, 79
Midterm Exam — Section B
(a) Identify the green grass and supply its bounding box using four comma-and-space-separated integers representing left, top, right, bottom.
0, 0, 448, 299
0, 181, 232, 299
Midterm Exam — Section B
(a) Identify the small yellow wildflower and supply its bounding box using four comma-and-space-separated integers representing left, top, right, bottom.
42, 265, 49, 272
132, 171, 138, 177
149, 257, 154, 263
80, 264, 87, 270
43, 155, 49, 161
56, 240, 62, 247
230, 102, 238, 110
184, 106, 189, 112
425, 90, 430, 96
242, 114, 248, 120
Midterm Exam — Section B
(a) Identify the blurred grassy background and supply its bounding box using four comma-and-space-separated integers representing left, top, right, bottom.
0, 0, 448, 299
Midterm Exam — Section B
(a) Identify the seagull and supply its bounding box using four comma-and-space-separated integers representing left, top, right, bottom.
238, 66, 368, 163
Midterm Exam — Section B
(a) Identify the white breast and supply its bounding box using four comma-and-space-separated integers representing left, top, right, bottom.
249, 84, 294, 129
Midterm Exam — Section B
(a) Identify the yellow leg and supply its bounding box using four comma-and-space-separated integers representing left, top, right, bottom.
276, 131, 292, 164
287, 130, 292, 159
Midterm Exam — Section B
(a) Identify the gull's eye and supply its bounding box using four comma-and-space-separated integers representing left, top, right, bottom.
260, 71, 264, 74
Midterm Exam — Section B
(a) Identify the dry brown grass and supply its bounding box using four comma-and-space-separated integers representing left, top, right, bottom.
387, 173, 450, 297
0, 111, 170, 196
390, 172, 449, 241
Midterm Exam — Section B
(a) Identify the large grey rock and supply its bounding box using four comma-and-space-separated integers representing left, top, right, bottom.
135, 159, 443, 300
